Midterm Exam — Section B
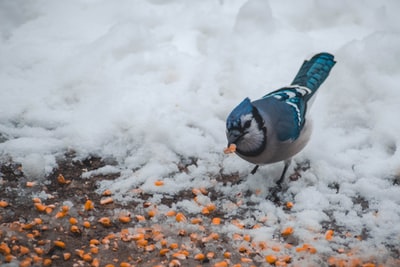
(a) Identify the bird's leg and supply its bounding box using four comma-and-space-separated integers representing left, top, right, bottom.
250, 165, 259, 175
267, 159, 292, 203
276, 159, 292, 187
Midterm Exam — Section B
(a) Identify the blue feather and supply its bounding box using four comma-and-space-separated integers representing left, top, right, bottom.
261, 87, 309, 141
226, 97, 253, 129
291, 52, 336, 97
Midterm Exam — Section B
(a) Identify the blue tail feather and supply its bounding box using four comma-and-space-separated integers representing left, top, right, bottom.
291, 52, 336, 95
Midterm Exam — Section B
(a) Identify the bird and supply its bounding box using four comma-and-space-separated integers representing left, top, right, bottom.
225, 52, 336, 188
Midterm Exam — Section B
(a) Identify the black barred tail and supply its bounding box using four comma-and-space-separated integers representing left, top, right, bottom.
291, 53, 336, 96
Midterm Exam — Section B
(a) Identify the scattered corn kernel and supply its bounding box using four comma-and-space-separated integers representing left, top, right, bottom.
102, 189, 112, 196
145, 244, 156, 252
281, 227, 294, 236
286, 201, 294, 209
214, 261, 228, 267
275, 260, 287, 266
26, 181, 36, 187
100, 197, 114, 205
272, 246, 281, 252
280, 255, 292, 263
43, 258, 52, 266
160, 248, 170, 256
172, 252, 186, 260
19, 246, 30, 255
54, 240, 66, 249
206, 203, 216, 212
154, 180, 164, 186
57, 174, 71, 184
34, 203, 47, 212
212, 217, 221, 225
201, 207, 210, 215
169, 259, 181, 267
45, 207, 53, 214
83, 221, 91, 228
194, 253, 205, 261
84, 200, 94, 211
175, 212, 187, 222
223, 252, 231, 259
148, 209, 157, 218
266, 255, 277, 264
83, 253, 92, 262
63, 252, 71, 261
98, 217, 112, 227
169, 243, 179, 250
325, 229, 334, 241
0, 242, 11, 255
55, 211, 67, 219
119, 215, 131, 223
70, 225, 81, 233
243, 234, 251, 242
34, 247, 44, 255
136, 239, 148, 247
69, 217, 78, 225
135, 215, 146, 221
165, 210, 176, 217
191, 218, 203, 224
206, 252, 215, 259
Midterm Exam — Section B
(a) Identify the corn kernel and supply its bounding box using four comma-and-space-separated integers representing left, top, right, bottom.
281, 227, 294, 236
175, 213, 187, 222
265, 255, 277, 264
84, 200, 94, 211
54, 240, 66, 249
325, 229, 334, 241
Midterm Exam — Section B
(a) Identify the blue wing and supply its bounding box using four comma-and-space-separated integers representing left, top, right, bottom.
255, 86, 311, 141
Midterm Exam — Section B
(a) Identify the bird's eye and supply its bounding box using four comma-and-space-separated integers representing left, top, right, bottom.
243, 120, 251, 129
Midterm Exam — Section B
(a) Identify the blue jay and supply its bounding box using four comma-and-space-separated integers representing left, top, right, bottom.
225, 53, 336, 187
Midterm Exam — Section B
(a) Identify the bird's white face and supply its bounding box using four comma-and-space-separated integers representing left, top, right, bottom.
226, 113, 265, 155
236, 114, 265, 153
226, 98, 266, 156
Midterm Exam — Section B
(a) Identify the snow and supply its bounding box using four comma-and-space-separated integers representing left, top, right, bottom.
1, 0, 400, 265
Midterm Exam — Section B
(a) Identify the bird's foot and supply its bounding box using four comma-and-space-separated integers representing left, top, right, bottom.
266, 184, 283, 204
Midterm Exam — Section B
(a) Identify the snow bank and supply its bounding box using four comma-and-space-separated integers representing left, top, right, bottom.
1, 0, 400, 264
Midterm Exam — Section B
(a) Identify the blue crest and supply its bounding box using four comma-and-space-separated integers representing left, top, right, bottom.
226, 97, 253, 129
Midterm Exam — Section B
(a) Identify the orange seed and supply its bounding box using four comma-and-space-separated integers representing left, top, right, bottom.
119, 215, 131, 223
214, 261, 228, 267
154, 180, 164, 186
100, 197, 114, 205
69, 217, 78, 225
83, 253, 92, 262
265, 255, 277, 264
325, 229, 334, 241
63, 252, 71, 261
160, 248, 170, 256
286, 202, 294, 209
165, 210, 176, 217
54, 240, 66, 249
102, 189, 112, 196
212, 217, 221, 225
83, 221, 91, 228
175, 212, 187, 222
84, 200, 94, 211
98, 217, 112, 227
281, 227, 294, 236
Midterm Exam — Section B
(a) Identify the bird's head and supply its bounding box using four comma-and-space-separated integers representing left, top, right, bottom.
226, 98, 266, 156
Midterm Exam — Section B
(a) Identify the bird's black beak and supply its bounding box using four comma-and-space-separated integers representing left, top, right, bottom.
227, 129, 242, 147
